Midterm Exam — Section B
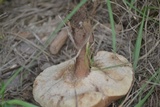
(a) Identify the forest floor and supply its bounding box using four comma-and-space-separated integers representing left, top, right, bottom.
0, 0, 160, 107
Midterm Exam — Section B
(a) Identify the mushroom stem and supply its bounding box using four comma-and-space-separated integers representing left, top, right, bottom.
74, 45, 90, 78
70, 4, 94, 78
73, 23, 93, 78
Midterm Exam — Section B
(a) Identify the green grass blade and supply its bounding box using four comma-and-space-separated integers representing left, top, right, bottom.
100, 63, 129, 70
135, 68, 160, 107
125, 68, 160, 106
1, 100, 38, 107
128, 0, 135, 11
106, 0, 116, 53
0, 67, 23, 95
135, 86, 154, 107
133, 7, 147, 70
124, 0, 159, 23
123, 0, 143, 15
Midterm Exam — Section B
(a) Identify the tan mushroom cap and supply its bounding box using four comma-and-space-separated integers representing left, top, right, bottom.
33, 51, 133, 107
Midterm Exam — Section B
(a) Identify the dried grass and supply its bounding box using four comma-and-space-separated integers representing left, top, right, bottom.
0, 0, 160, 107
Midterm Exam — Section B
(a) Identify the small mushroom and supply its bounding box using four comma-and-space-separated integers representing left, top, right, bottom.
49, 29, 68, 55
33, 51, 133, 107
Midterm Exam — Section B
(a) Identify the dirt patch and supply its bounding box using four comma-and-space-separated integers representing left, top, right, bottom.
0, 0, 160, 107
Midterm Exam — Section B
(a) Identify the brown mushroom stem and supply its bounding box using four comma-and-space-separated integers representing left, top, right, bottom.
74, 27, 94, 78
70, 4, 94, 78
74, 45, 90, 78
72, 22, 93, 78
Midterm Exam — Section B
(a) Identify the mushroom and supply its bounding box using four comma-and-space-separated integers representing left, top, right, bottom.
49, 28, 68, 55
33, 51, 133, 107
33, 1, 133, 106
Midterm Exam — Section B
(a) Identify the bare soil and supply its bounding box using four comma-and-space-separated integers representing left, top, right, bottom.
0, 0, 160, 107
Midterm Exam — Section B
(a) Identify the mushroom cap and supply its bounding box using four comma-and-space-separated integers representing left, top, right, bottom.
33, 51, 133, 107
